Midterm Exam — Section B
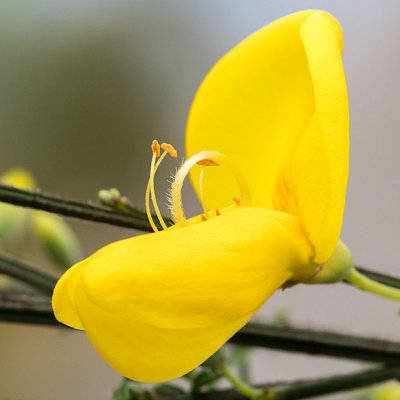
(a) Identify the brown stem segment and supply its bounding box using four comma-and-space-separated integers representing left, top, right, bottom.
0, 184, 172, 231
2, 291, 400, 367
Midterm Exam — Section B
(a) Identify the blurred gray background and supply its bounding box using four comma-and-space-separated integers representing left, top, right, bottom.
0, 0, 399, 399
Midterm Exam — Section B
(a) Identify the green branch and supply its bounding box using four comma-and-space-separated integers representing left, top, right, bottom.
2, 253, 400, 367
0, 292, 61, 326
194, 367, 400, 400
3, 291, 400, 367
354, 266, 400, 290
0, 183, 172, 231
1, 185, 400, 292
0, 254, 58, 295
232, 322, 400, 365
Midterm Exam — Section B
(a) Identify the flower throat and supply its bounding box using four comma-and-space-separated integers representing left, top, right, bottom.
145, 140, 251, 232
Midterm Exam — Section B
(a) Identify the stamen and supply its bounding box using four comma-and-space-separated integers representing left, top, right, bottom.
199, 166, 210, 219
197, 159, 219, 166
233, 197, 241, 206
151, 140, 161, 158
201, 215, 207, 222
170, 151, 251, 227
145, 150, 160, 232
145, 141, 175, 232
161, 143, 177, 158
216, 209, 221, 216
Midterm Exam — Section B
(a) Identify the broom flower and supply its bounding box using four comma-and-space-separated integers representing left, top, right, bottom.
53, 10, 352, 383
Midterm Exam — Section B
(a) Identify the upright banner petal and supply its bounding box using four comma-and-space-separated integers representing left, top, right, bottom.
186, 10, 348, 263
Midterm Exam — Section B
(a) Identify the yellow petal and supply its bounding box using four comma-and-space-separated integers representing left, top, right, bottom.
274, 13, 348, 263
52, 260, 85, 330
53, 207, 314, 382
185, 10, 348, 263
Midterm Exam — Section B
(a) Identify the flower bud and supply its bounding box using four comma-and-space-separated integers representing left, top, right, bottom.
0, 168, 35, 241
366, 381, 400, 400
98, 188, 121, 207
307, 240, 353, 284
32, 212, 81, 269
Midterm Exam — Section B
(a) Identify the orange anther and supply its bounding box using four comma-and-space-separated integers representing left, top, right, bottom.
201, 215, 207, 221
151, 140, 161, 157
161, 143, 177, 158
197, 159, 219, 167
216, 209, 221, 216
233, 197, 241, 206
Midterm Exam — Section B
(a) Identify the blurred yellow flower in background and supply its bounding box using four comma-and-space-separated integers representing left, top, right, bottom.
0, 168, 35, 241
0, 168, 80, 270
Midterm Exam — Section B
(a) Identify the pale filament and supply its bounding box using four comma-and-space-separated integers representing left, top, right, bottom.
170, 151, 251, 227
145, 142, 176, 232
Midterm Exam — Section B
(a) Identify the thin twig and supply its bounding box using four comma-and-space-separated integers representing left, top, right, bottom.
3, 293, 400, 367
0, 184, 172, 231
192, 366, 400, 400
354, 266, 400, 290
5, 298, 397, 400
232, 322, 400, 365
0, 292, 61, 326
1, 186, 399, 292
0, 253, 58, 295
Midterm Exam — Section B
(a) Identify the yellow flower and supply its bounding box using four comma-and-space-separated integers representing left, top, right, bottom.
52, 10, 349, 383
0, 168, 35, 240
365, 382, 400, 400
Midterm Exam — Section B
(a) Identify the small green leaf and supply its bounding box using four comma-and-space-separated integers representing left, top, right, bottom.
112, 381, 130, 400
112, 379, 146, 400
192, 370, 220, 393
202, 349, 225, 372
154, 383, 186, 396
229, 345, 251, 383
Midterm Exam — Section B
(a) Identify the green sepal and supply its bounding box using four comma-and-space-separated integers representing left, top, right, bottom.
307, 240, 353, 284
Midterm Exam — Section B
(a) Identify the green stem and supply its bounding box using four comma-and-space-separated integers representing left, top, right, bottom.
346, 267, 400, 301
0, 253, 58, 295
4, 293, 400, 367
0, 292, 61, 326
354, 265, 400, 290
231, 322, 400, 365
0, 183, 172, 231
169, 367, 400, 400
221, 364, 262, 399
266, 367, 400, 400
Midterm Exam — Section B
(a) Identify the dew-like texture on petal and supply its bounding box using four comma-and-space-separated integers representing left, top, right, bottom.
52, 207, 314, 382
185, 10, 348, 264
